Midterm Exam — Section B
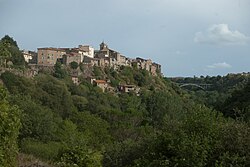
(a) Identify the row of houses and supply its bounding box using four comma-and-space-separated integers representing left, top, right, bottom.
92, 79, 140, 95
70, 76, 140, 94
23, 42, 161, 76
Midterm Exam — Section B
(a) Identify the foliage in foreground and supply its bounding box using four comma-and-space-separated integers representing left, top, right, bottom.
0, 86, 21, 167
1, 70, 249, 166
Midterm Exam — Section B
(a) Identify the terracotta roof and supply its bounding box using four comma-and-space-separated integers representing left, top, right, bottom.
94, 80, 107, 84
120, 84, 136, 87
38, 47, 66, 52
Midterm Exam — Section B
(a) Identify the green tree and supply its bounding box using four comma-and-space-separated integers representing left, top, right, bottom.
56, 147, 102, 167
70, 112, 111, 149
221, 81, 250, 121
70, 61, 78, 69
0, 86, 21, 167
54, 61, 67, 78
1, 71, 35, 95
72, 95, 88, 111
56, 120, 86, 148
10, 95, 60, 142
1, 35, 18, 47
0, 35, 25, 66
93, 66, 103, 78
35, 74, 76, 118
0, 41, 11, 67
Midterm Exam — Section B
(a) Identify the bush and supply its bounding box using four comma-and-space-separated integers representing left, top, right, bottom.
70, 61, 78, 69
0, 86, 21, 167
20, 138, 62, 161
56, 147, 102, 167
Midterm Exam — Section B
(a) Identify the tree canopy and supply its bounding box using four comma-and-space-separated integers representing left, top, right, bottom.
0, 35, 25, 67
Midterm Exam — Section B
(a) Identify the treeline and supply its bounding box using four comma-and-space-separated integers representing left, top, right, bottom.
170, 74, 249, 92
0, 35, 26, 68
169, 75, 250, 111
0, 36, 249, 166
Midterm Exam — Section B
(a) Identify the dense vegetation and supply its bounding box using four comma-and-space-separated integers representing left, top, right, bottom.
0, 86, 21, 167
0, 35, 25, 68
170, 75, 250, 120
0, 36, 249, 166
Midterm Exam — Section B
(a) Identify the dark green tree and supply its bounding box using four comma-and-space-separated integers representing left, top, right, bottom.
1, 35, 18, 47
0, 41, 11, 67
0, 35, 25, 66
54, 61, 67, 78
70, 61, 78, 69
221, 81, 250, 121
0, 86, 21, 167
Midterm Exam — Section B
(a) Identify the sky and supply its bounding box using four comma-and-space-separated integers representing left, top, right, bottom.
0, 0, 249, 77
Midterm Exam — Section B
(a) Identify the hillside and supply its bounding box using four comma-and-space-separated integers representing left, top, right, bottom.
169, 74, 250, 109
0, 36, 249, 167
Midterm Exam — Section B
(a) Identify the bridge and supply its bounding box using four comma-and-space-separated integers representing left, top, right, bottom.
177, 83, 213, 90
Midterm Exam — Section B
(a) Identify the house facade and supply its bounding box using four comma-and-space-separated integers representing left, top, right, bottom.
22, 50, 37, 64
37, 48, 66, 66
134, 57, 161, 76
78, 45, 94, 58
119, 84, 140, 95
93, 79, 108, 92
63, 52, 82, 65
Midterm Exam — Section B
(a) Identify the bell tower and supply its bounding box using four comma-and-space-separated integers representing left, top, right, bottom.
100, 41, 108, 50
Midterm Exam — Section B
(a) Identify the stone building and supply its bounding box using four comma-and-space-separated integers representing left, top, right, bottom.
62, 52, 82, 65
151, 63, 161, 76
94, 42, 128, 69
119, 84, 140, 95
134, 57, 161, 75
37, 48, 66, 66
22, 50, 32, 63
136, 57, 152, 71
22, 50, 37, 64
78, 45, 94, 58
150, 63, 157, 76
71, 76, 80, 85
35, 42, 162, 76
93, 79, 108, 92
83, 56, 99, 66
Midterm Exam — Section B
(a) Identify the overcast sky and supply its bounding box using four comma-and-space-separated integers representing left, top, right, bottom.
1, 0, 249, 77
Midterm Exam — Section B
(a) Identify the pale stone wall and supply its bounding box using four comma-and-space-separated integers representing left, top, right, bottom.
63, 53, 81, 65
37, 48, 66, 66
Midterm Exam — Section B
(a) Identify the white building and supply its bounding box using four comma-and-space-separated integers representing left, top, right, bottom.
78, 45, 94, 58
22, 50, 33, 63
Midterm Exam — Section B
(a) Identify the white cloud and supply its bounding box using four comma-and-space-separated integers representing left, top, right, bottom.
194, 24, 249, 45
207, 62, 232, 69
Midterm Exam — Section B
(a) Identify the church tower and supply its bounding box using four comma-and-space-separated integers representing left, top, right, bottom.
100, 41, 108, 50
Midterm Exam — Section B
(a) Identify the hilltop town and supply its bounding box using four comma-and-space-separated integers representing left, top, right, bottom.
23, 42, 161, 75
21, 42, 162, 93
